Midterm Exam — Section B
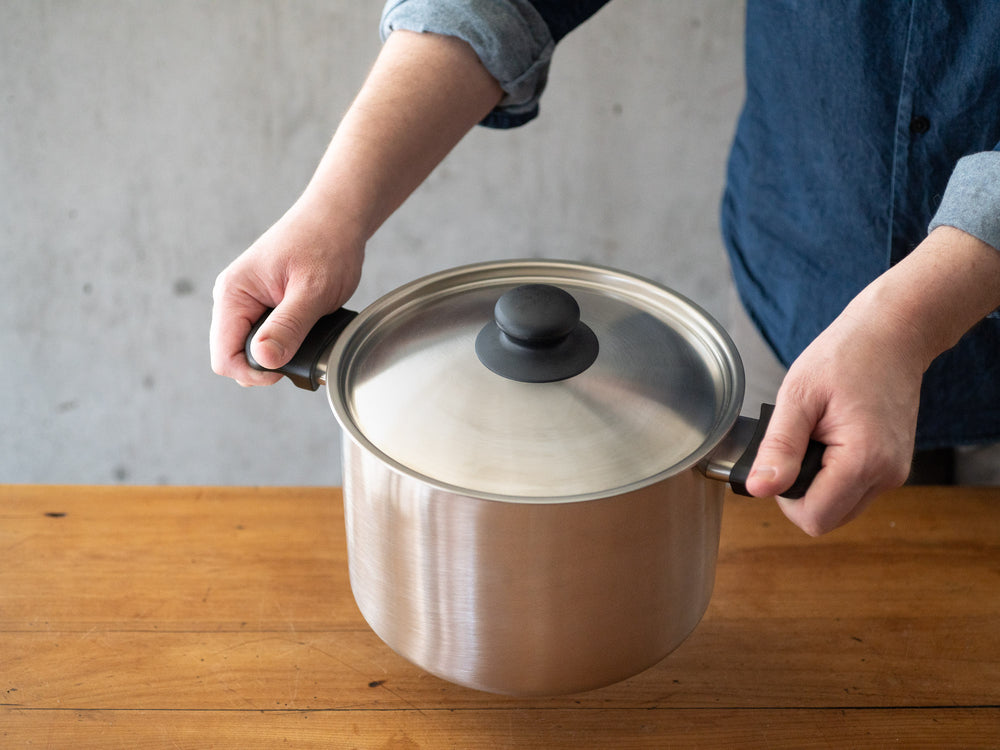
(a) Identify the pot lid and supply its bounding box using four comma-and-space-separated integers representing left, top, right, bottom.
329, 260, 744, 502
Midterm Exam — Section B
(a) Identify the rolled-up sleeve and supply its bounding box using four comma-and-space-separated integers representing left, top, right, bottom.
380, 0, 554, 128
928, 151, 1000, 252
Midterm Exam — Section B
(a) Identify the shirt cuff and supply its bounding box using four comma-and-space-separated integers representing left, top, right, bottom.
928, 151, 1000, 252
380, 0, 554, 129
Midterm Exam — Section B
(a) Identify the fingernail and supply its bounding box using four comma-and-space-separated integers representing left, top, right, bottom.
750, 465, 777, 481
255, 337, 286, 365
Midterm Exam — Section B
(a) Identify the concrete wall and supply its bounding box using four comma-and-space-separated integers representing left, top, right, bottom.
1, 1, 745, 486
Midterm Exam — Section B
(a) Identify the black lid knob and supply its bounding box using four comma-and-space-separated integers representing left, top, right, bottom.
494, 284, 581, 345
475, 284, 599, 382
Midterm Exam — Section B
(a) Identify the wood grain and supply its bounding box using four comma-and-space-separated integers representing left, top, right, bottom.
4, 709, 999, 749
2, 484, 999, 748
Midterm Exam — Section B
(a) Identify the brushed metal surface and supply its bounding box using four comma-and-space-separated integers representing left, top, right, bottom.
698, 415, 758, 482
328, 260, 744, 501
342, 438, 724, 696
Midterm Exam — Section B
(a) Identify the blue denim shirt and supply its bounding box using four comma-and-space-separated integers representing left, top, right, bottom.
381, 0, 1000, 449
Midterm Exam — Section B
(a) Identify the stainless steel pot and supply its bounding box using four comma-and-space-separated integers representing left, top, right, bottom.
246, 260, 822, 695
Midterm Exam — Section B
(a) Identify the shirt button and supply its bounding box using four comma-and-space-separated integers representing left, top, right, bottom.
910, 116, 931, 134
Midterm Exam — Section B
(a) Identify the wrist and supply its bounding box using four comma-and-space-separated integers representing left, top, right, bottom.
854, 226, 1000, 371
286, 186, 370, 256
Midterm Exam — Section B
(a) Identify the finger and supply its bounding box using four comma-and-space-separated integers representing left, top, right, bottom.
773, 425, 913, 536
247, 286, 336, 371
774, 448, 874, 536
209, 275, 283, 386
210, 309, 284, 386
744, 398, 818, 499
776, 489, 878, 537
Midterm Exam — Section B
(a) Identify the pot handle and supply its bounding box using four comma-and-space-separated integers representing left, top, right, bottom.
244, 308, 358, 391
711, 404, 826, 499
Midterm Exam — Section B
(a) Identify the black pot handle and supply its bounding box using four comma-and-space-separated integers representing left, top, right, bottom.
245, 308, 358, 391
729, 404, 826, 499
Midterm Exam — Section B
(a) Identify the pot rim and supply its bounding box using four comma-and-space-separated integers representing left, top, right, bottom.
326, 259, 746, 504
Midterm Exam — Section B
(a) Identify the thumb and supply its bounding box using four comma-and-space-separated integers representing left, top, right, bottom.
744, 400, 818, 498
249, 291, 330, 371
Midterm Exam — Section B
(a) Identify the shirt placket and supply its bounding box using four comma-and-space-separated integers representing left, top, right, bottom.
887, 0, 922, 267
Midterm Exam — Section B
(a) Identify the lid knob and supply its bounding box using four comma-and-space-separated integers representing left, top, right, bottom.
494, 284, 580, 345
475, 284, 599, 382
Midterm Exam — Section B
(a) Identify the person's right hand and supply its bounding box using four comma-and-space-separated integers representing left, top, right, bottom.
210, 198, 364, 386
210, 29, 504, 386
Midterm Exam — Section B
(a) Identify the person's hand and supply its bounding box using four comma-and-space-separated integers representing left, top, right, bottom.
210, 198, 363, 386
210, 30, 503, 387
743, 226, 1000, 535
743, 296, 921, 535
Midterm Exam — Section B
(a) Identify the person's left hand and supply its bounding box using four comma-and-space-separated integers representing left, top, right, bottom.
743, 226, 1000, 535
743, 293, 921, 535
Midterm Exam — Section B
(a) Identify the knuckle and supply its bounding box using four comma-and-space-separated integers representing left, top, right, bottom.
884, 459, 912, 490
759, 430, 802, 457
777, 367, 822, 407
266, 310, 306, 340
831, 422, 913, 489
800, 519, 830, 538
210, 352, 241, 380
793, 499, 853, 537
212, 266, 236, 301
859, 445, 912, 491
780, 500, 837, 537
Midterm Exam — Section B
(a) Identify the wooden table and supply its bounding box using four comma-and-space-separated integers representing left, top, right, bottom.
2, 485, 998, 748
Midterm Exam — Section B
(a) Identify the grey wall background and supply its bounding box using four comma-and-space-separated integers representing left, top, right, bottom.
1, 0, 745, 486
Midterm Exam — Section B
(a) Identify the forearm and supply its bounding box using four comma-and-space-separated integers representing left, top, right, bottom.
210, 29, 501, 383
747, 226, 1000, 534
847, 226, 1000, 373
296, 29, 503, 244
